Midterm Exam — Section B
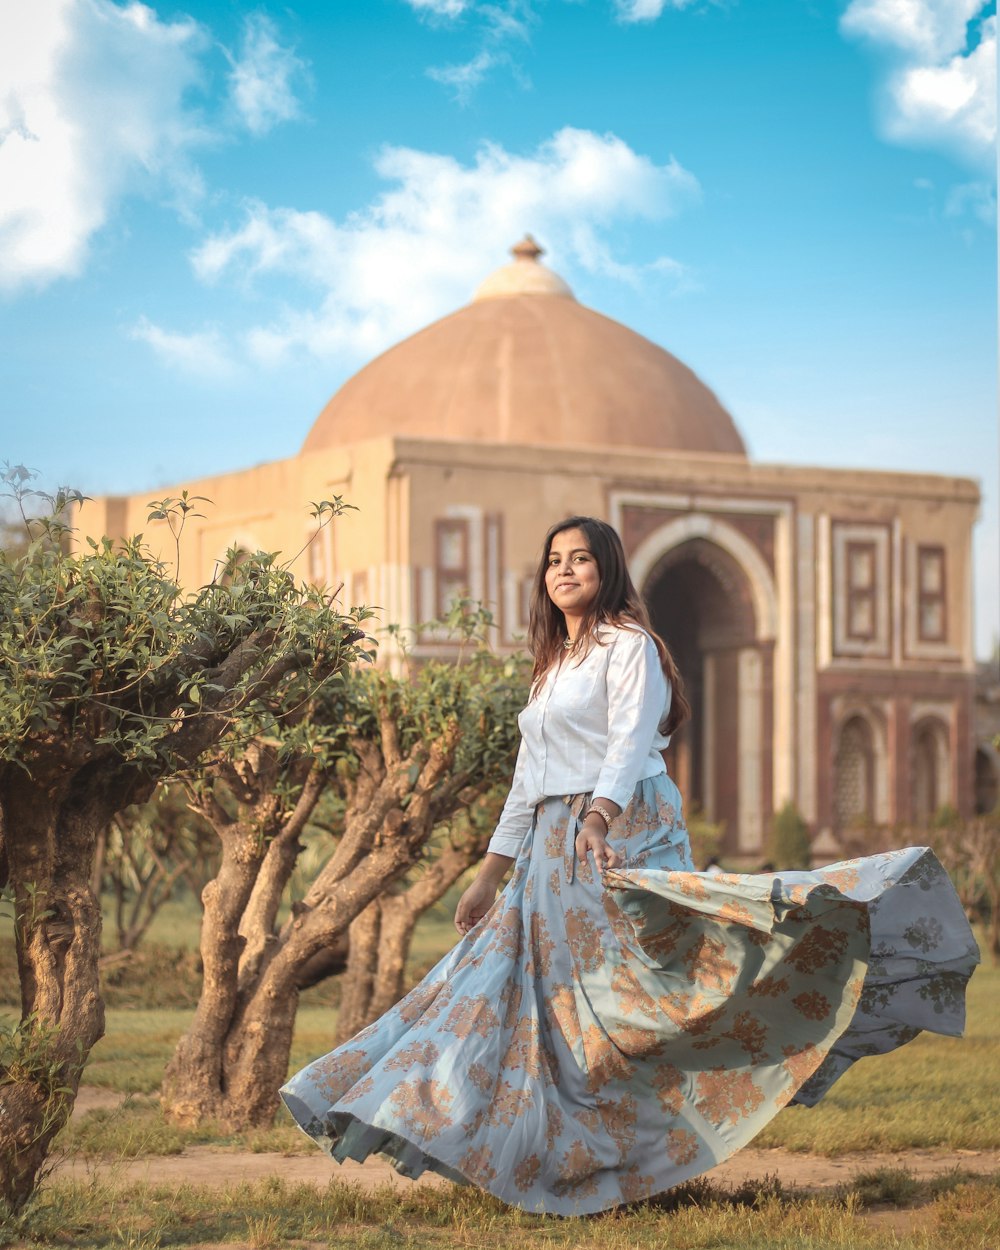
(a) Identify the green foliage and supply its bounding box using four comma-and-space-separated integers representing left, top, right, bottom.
237, 600, 529, 852
0, 467, 370, 778
844, 1167, 921, 1207
0, 1013, 83, 1146
0, 469, 371, 1210
96, 945, 208, 1011
684, 806, 724, 871
345, 602, 524, 770
932, 803, 962, 830
767, 800, 812, 870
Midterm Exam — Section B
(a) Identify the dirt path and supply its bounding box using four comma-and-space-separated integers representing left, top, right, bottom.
58, 1087, 1000, 1195
51, 1141, 1000, 1194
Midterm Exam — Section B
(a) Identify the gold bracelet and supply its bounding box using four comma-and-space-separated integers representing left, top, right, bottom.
585, 803, 615, 830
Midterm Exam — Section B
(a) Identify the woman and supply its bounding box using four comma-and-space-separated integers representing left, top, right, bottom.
281, 516, 978, 1216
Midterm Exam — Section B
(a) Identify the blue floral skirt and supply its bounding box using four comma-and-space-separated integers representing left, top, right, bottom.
280, 775, 979, 1215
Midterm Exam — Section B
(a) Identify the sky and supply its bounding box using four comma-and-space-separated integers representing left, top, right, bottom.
1, 0, 997, 654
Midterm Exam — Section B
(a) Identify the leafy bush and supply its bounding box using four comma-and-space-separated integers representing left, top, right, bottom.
767, 800, 812, 870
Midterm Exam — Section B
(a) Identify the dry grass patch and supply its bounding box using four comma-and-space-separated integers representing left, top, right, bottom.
60, 1103, 311, 1159
2, 1173, 998, 1250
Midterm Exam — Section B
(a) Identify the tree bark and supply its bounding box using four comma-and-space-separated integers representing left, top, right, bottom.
159, 810, 272, 1124
0, 761, 143, 1211
159, 722, 470, 1130
333, 836, 488, 1047
334, 902, 383, 1044
159, 744, 326, 1126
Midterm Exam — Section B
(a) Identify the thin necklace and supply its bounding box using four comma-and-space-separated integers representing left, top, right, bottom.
563, 635, 574, 649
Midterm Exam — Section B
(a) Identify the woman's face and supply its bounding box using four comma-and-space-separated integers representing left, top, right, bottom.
544, 527, 600, 618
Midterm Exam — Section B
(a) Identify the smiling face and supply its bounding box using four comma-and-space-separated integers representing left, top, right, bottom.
544, 526, 601, 624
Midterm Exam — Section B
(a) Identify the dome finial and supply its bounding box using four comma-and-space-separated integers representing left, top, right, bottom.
511, 234, 543, 262
473, 236, 575, 301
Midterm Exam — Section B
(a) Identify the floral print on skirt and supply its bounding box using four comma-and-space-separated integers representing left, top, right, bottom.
280, 775, 979, 1215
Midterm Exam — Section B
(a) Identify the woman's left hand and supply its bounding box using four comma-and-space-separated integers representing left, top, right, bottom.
575, 820, 622, 872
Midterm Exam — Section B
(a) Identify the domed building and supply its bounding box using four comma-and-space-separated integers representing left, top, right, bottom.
84, 238, 982, 860
303, 235, 745, 459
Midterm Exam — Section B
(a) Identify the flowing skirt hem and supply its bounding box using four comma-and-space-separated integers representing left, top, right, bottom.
279, 785, 980, 1216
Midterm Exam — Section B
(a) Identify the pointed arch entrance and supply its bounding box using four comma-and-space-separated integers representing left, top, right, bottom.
636, 521, 777, 859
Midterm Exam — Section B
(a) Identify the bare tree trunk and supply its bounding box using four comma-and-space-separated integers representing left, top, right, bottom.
89, 824, 107, 897
160, 747, 322, 1126
159, 806, 271, 1124
333, 837, 487, 1046
237, 764, 324, 993
294, 933, 349, 990
367, 894, 426, 1019
0, 764, 143, 1212
334, 903, 382, 1045
160, 818, 424, 1127
226, 827, 436, 1125
160, 725, 469, 1130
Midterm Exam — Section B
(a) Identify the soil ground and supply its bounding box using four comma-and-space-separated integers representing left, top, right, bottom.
58, 1086, 1000, 1196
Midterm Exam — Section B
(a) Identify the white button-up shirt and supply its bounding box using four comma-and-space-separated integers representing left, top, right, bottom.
487, 623, 672, 858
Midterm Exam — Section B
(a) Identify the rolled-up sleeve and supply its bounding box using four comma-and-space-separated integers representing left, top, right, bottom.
487, 737, 536, 858
593, 629, 668, 808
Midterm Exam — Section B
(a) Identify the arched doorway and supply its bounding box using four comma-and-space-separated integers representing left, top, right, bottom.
643, 537, 766, 855
910, 718, 950, 825
834, 716, 876, 835
974, 746, 1000, 815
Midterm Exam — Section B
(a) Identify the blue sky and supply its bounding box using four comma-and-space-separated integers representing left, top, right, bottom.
2, 0, 997, 652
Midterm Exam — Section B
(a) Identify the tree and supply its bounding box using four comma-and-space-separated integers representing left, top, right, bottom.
684, 806, 725, 871
0, 468, 367, 1212
159, 607, 527, 1130
95, 785, 218, 957
333, 791, 503, 1046
767, 800, 812, 869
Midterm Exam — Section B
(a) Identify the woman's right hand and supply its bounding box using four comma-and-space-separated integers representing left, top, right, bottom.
454, 876, 498, 935
575, 824, 622, 872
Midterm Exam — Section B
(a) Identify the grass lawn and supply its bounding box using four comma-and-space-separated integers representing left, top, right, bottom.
4, 1171, 999, 1249
60, 1006, 357, 1097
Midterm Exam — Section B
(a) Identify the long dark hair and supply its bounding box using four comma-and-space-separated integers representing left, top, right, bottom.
526, 516, 690, 736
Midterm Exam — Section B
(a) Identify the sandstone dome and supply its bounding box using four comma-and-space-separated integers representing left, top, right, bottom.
302, 236, 746, 458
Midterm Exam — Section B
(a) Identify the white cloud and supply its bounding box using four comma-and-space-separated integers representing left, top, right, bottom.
188, 127, 700, 366
412, 0, 692, 98
427, 50, 499, 103
413, 0, 534, 97
0, 2, 309, 294
404, 0, 471, 17
130, 316, 235, 377
482, 4, 533, 41
841, 0, 984, 60
945, 179, 996, 224
226, 14, 307, 136
887, 17, 996, 166
841, 1, 996, 173
0, 0, 209, 293
613, 0, 694, 21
